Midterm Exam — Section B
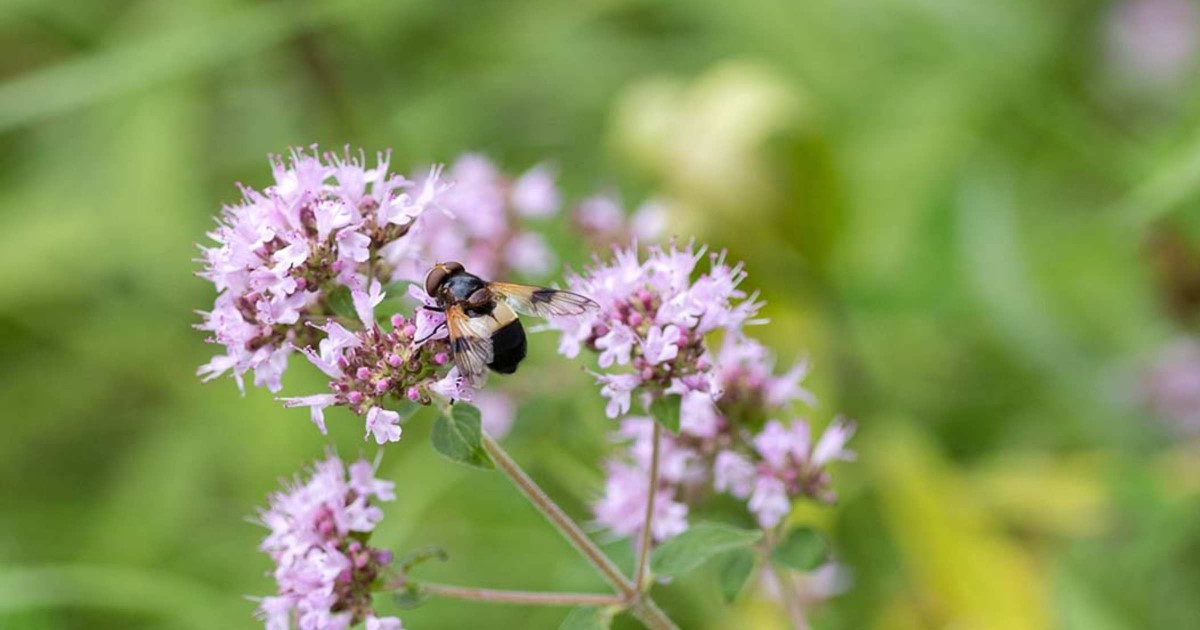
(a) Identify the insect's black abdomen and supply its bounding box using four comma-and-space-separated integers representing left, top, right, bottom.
488, 320, 527, 374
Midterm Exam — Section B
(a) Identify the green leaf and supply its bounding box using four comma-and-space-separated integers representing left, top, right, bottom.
390, 399, 421, 420
650, 522, 762, 578
326, 285, 357, 321
559, 606, 613, 630
717, 548, 758, 602
649, 394, 681, 434
770, 526, 829, 571
393, 583, 429, 609
397, 546, 448, 573
431, 404, 493, 469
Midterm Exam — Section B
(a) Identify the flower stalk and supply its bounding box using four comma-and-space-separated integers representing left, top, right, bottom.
414, 583, 624, 607
480, 432, 680, 630
772, 566, 811, 630
634, 421, 662, 592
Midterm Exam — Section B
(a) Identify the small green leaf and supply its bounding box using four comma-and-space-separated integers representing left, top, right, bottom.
397, 546, 448, 573
390, 399, 421, 420
559, 605, 613, 630
326, 285, 356, 321
649, 394, 681, 433
431, 404, 493, 469
393, 583, 429, 609
770, 526, 829, 571
717, 548, 757, 602
650, 522, 762, 578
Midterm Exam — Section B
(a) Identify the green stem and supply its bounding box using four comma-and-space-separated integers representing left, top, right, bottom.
480, 432, 680, 630
772, 566, 810, 630
634, 421, 661, 591
417, 582, 623, 607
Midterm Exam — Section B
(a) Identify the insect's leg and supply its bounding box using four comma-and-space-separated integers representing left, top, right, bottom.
414, 321, 449, 345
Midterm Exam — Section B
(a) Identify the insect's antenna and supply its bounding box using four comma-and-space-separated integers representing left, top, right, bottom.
414, 321, 448, 345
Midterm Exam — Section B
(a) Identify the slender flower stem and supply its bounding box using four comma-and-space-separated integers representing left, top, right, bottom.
480, 432, 680, 630
417, 583, 624, 607
481, 432, 631, 597
634, 421, 662, 592
772, 566, 811, 630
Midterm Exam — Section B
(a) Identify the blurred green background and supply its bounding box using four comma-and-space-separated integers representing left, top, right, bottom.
3, 0, 1200, 628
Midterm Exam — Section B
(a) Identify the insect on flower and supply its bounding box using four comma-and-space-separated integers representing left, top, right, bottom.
423, 261, 598, 385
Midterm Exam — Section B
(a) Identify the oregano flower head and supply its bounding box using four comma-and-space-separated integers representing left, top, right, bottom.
196, 147, 449, 393
551, 241, 763, 418
255, 454, 401, 630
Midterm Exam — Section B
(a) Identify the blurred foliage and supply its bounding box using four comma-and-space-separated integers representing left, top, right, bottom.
2, 0, 1200, 628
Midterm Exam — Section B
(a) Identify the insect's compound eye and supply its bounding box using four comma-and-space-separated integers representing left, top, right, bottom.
443, 261, 465, 274
424, 266, 451, 297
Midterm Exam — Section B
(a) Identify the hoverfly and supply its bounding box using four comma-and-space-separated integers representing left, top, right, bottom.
423, 261, 598, 384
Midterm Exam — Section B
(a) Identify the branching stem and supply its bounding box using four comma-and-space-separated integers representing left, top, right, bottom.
479, 432, 680, 630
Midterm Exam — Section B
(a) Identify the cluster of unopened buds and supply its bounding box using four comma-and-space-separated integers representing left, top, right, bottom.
281, 281, 466, 444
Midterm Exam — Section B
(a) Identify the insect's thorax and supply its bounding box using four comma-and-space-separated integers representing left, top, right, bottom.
440, 272, 485, 302
438, 272, 496, 316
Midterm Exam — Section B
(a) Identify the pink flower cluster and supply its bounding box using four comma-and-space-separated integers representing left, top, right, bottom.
552, 241, 763, 418
196, 148, 449, 393
551, 242, 851, 537
197, 149, 548, 440
256, 454, 402, 630
281, 284, 471, 444
385, 154, 561, 283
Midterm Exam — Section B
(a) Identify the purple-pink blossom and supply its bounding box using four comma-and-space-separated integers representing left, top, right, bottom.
552, 241, 763, 418
281, 285, 470, 443
255, 454, 401, 630
197, 147, 449, 393
572, 194, 668, 249
383, 154, 560, 283
590, 318, 855, 539
1143, 336, 1200, 434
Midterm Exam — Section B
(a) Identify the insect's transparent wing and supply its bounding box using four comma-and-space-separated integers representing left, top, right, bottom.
489, 282, 598, 319
446, 307, 494, 385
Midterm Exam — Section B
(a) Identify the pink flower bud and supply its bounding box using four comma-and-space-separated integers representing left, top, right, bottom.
402, 324, 417, 338
387, 353, 402, 367
390, 314, 404, 328
407, 387, 421, 401
434, 352, 449, 365
628, 312, 644, 326
355, 367, 371, 380
347, 391, 364, 405
375, 379, 390, 393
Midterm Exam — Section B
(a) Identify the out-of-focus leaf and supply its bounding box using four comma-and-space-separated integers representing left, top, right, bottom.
649, 394, 681, 433
650, 522, 762, 578
769, 526, 828, 572
432, 404, 493, 469
716, 548, 757, 603
969, 452, 1108, 537
327, 286, 357, 321
868, 422, 1052, 630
